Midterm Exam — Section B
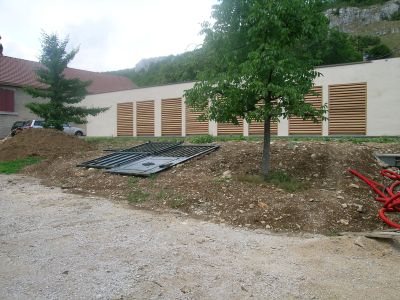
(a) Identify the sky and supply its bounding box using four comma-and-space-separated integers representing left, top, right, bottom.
0, 0, 218, 72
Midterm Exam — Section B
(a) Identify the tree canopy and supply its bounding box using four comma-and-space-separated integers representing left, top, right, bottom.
25, 32, 108, 130
184, 0, 330, 176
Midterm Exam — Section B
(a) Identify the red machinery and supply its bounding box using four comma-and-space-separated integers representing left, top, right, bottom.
349, 168, 400, 229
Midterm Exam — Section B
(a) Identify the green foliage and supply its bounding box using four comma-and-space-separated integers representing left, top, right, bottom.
25, 32, 108, 130
0, 157, 42, 174
323, 0, 391, 9
391, 11, 400, 21
169, 196, 186, 208
127, 189, 150, 203
235, 172, 306, 192
187, 135, 214, 144
184, 0, 329, 176
320, 30, 363, 64
113, 50, 207, 87
365, 43, 393, 59
266, 171, 306, 192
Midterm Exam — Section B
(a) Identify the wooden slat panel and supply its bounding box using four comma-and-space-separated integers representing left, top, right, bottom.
248, 102, 277, 135
117, 102, 133, 136
186, 107, 208, 135
289, 86, 323, 135
218, 119, 244, 135
162, 98, 182, 136
248, 120, 278, 135
329, 83, 367, 135
137, 100, 154, 136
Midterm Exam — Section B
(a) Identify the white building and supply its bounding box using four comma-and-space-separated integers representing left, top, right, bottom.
82, 58, 400, 137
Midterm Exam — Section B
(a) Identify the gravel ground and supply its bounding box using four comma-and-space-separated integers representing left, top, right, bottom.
0, 174, 399, 300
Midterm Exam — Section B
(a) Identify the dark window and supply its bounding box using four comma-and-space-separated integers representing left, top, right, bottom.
0, 88, 15, 112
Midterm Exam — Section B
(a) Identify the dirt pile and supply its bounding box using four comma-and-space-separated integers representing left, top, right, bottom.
24, 139, 400, 234
0, 129, 93, 161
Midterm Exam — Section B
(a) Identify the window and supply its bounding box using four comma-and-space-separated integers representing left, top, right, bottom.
0, 88, 15, 112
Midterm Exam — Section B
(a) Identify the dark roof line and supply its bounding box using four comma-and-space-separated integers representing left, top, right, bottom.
0, 55, 137, 94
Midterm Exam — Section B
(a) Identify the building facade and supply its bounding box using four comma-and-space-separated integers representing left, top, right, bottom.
82, 58, 400, 137
0, 56, 136, 138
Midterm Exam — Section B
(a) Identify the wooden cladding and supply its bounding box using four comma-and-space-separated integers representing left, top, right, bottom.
218, 119, 244, 135
289, 86, 323, 135
162, 98, 182, 136
329, 83, 367, 135
136, 100, 155, 136
248, 120, 278, 135
117, 102, 133, 136
186, 108, 208, 135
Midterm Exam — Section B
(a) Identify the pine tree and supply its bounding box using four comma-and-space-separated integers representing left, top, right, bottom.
25, 32, 108, 130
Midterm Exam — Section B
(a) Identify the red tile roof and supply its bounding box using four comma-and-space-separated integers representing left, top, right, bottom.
0, 56, 136, 94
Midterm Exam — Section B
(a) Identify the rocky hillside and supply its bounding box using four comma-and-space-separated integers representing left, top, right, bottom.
325, 0, 400, 55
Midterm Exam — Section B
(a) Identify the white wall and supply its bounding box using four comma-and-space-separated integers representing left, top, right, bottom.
83, 82, 195, 137
83, 58, 400, 137
315, 58, 400, 136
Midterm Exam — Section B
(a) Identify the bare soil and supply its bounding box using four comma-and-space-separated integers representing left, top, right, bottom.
2, 129, 400, 234
2, 174, 399, 299
0, 128, 93, 161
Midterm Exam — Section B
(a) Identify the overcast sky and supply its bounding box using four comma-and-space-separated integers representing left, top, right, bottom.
0, 0, 218, 72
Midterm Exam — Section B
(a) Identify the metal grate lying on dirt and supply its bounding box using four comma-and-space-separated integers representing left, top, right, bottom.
77, 142, 182, 169
78, 142, 219, 176
107, 145, 219, 176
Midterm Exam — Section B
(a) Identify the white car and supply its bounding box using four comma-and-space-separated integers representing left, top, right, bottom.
22, 120, 85, 136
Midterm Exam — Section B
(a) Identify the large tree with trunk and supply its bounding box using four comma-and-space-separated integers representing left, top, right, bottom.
184, 0, 329, 177
25, 32, 108, 130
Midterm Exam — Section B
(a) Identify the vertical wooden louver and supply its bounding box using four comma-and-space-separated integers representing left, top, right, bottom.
117, 102, 133, 136
248, 102, 278, 135
136, 100, 155, 136
329, 83, 367, 135
218, 119, 244, 135
289, 86, 323, 135
186, 107, 208, 135
248, 120, 278, 135
162, 98, 182, 136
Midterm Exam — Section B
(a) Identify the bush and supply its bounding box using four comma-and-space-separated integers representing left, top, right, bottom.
366, 44, 393, 60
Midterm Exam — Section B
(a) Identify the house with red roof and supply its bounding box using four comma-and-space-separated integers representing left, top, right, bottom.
0, 55, 136, 137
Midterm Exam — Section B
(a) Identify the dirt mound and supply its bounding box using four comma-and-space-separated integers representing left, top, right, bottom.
0, 129, 93, 161
23, 139, 400, 234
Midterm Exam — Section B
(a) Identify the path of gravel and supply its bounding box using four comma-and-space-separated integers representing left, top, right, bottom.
0, 174, 399, 299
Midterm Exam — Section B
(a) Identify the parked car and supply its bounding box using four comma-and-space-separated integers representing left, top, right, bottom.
62, 123, 85, 136
17, 120, 85, 136
10, 120, 27, 136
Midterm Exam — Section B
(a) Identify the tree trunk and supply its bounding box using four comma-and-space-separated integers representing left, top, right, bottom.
261, 116, 271, 178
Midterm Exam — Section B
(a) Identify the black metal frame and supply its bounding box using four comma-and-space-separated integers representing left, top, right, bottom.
78, 142, 219, 176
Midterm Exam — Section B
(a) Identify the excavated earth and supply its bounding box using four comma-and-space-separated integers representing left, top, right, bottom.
2, 128, 400, 234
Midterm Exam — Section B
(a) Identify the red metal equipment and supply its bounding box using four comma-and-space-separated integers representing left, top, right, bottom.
349, 168, 400, 229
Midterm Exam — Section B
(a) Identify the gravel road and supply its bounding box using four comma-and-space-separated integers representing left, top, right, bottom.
1, 174, 399, 300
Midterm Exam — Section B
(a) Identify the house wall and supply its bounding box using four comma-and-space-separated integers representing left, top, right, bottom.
82, 57, 400, 137
0, 86, 47, 138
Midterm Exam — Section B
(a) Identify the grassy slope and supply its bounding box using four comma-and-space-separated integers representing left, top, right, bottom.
345, 20, 400, 56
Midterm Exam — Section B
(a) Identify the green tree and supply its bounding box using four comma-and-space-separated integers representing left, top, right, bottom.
184, 0, 329, 177
25, 32, 108, 130
320, 29, 363, 64
365, 43, 393, 60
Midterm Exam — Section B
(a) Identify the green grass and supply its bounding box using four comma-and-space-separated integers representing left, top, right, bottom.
86, 135, 400, 147
0, 157, 42, 174
155, 189, 170, 201
169, 196, 186, 208
187, 134, 214, 144
127, 176, 140, 186
235, 172, 306, 192
127, 189, 150, 204
266, 171, 306, 192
